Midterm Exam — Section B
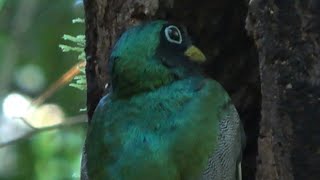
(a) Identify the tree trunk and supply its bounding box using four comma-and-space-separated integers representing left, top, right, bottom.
246, 0, 320, 179
83, 0, 320, 179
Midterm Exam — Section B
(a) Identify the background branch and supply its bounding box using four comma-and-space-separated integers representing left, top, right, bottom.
0, 115, 87, 148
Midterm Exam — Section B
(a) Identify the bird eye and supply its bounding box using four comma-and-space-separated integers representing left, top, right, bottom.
164, 25, 182, 44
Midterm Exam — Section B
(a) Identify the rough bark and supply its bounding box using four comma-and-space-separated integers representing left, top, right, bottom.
246, 0, 320, 179
82, 0, 320, 179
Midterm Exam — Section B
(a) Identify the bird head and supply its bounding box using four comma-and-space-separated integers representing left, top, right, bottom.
109, 20, 206, 98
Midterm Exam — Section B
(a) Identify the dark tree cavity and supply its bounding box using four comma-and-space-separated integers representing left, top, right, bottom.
83, 0, 320, 179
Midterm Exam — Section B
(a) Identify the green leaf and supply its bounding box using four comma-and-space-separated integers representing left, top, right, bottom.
72, 18, 85, 24
80, 107, 87, 112
59, 44, 83, 53
62, 35, 85, 46
69, 83, 86, 90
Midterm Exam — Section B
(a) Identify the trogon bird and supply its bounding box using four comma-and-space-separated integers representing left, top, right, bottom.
81, 20, 245, 180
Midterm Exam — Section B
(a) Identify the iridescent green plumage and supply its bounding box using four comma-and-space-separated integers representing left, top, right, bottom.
82, 21, 244, 180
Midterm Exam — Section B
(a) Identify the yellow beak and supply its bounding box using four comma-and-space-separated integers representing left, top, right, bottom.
184, 45, 206, 63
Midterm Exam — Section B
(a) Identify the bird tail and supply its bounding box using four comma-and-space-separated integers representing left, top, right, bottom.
236, 161, 242, 180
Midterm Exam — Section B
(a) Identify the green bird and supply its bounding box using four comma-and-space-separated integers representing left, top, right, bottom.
81, 20, 245, 180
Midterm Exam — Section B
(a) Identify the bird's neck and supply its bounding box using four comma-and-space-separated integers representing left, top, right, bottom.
110, 57, 203, 99
110, 71, 174, 99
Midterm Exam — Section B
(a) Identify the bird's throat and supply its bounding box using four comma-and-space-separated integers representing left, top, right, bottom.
111, 70, 174, 99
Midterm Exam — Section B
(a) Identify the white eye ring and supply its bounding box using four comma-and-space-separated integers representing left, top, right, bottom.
164, 25, 182, 44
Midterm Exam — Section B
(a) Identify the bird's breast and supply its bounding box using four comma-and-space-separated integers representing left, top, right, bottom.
86, 77, 215, 179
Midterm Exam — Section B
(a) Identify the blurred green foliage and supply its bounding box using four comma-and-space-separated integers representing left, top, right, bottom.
0, 0, 87, 179
0, 0, 6, 12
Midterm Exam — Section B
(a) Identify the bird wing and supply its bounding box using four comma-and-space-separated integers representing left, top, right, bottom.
201, 101, 244, 180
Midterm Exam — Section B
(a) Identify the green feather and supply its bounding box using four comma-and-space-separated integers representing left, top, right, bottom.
83, 21, 244, 180
86, 78, 229, 179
